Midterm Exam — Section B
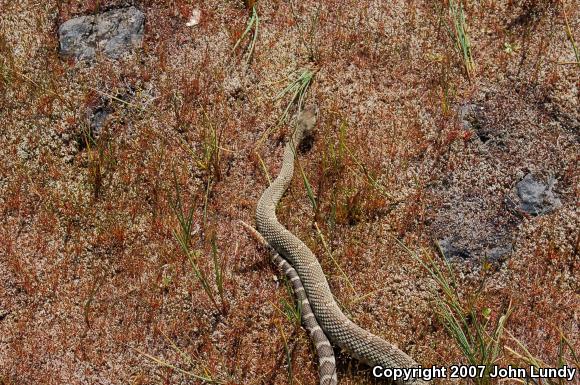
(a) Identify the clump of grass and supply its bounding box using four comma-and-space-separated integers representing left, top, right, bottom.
270, 297, 300, 385
180, 109, 224, 226
273, 318, 295, 385
322, 118, 348, 177
506, 330, 579, 385
289, 1, 322, 62
314, 222, 357, 296
395, 238, 511, 385
428, 52, 454, 115
448, 0, 475, 78
82, 125, 116, 200
339, 124, 395, 201
427, 250, 511, 385
562, 6, 580, 68
311, 117, 401, 232
317, 119, 348, 227
275, 68, 316, 124
396, 236, 578, 385
298, 163, 317, 210
254, 67, 316, 187
209, 236, 227, 311
199, 115, 223, 226
192, 111, 223, 182
322, 119, 395, 202
171, 174, 228, 315
271, 284, 302, 327
233, 4, 259, 67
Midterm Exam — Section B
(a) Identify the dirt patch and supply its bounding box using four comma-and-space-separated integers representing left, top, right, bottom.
0, 1, 578, 384
428, 84, 576, 265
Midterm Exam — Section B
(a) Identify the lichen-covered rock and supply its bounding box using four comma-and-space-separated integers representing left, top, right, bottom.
58, 6, 144, 61
516, 173, 562, 215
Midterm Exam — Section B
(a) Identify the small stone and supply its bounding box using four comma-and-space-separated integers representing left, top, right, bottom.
487, 243, 513, 262
58, 6, 145, 61
438, 237, 472, 260
186, 9, 201, 27
516, 173, 561, 215
89, 107, 111, 139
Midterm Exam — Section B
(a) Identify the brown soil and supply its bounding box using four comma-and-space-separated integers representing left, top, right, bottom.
0, 1, 578, 384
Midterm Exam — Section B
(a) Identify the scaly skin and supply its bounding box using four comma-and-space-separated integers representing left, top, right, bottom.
241, 220, 337, 385
256, 107, 429, 385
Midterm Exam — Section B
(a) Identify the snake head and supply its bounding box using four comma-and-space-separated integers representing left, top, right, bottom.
294, 105, 318, 151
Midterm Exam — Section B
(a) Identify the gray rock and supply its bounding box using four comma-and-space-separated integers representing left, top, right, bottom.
487, 243, 513, 262
58, 6, 144, 61
437, 237, 514, 264
58, 17, 96, 60
89, 107, 110, 138
516, 173, 561, 215
437, 237, 472, 260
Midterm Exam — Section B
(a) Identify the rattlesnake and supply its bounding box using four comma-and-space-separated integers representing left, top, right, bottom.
256, 106, 428, 385
241, 221, 338, 385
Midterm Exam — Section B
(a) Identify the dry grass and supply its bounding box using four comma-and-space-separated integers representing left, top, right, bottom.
0, 1, 578, 384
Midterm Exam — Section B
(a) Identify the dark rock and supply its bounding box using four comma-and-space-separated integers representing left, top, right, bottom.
516, 173, 561, 215
430, 192, 518, 265
438, 237, 472, 260
438, 237, 514, 263
89, 107, 111, 138
487, 243, 513, 262
77, 106, 111, 151
58, 6, 144, 61
58, 17, 96, 61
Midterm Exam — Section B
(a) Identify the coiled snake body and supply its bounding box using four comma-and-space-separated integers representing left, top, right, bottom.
256, 107, 428, 385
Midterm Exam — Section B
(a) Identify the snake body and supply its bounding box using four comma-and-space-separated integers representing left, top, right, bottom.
256, 107, 428, 385
241, 221, 337, 385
